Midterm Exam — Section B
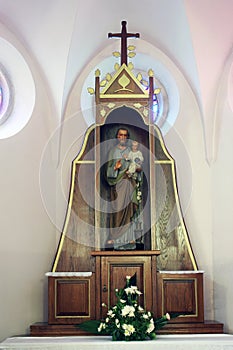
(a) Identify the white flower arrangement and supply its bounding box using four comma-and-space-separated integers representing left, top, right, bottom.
78, 275, 176, 341
97, 276, 171, 341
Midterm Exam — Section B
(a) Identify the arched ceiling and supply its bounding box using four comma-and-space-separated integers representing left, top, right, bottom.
0, 0, 232, 161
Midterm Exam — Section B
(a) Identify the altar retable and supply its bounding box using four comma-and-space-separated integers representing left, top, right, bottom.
30, 21, 224, 337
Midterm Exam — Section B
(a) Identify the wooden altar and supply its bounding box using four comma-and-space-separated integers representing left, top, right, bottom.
30, 21, 223, 336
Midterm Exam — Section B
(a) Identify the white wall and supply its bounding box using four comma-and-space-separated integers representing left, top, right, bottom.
212, 99, 233, 333
0, 33, 58, 341
0, 0, 233, 342
0, 102, 57, 340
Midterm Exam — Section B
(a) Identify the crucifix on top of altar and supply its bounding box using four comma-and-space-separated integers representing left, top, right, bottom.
108, 20, 140, 65
30, 21, 224, 336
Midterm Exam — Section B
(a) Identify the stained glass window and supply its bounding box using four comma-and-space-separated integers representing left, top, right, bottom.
0, 67, 12, 125
0, 86, 3, 111
153, 94, 159, 115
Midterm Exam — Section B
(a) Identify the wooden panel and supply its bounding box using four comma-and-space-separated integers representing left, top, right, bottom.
163, 279, 196, 314
157, 272, 204, 323
155, 162, 196, 271
108, 264, 144, 306
92, 251, 159, 319
56, 280, 89, 316
48, 276, 95, 324
54, 162, 96, 272
100, 255, 153, 318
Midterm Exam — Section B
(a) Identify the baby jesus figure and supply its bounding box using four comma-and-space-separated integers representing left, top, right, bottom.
126, 140, 144, 180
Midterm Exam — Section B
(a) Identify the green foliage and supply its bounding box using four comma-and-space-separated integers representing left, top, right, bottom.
77, 275, 179, 341
77, 320, 101, 334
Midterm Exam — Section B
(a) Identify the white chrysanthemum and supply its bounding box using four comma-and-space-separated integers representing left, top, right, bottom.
120, 299, 126, 303
146, 319, 155, 333
98, 322, 106, 332
107, 310, 115, 317
125, 286, 138, 295
136, 290, 142, 295
121, 305, 135, 317
138, 306, 144, 311
115, 319, 120, 328
143, 314, 149, 319
124, 285, 143, 296
124, 287, 133, 295
122, 323, 135, 336
166, 313, 171, 320
128, 310, 135, 317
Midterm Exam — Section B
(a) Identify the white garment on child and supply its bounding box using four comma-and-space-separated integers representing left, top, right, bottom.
127, 150, 144, 175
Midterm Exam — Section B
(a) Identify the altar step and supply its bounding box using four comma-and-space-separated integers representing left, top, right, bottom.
30, 320, 224, 337
156, 320, 224, 334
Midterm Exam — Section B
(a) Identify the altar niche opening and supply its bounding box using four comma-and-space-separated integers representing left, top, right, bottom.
97, 108, 151, 251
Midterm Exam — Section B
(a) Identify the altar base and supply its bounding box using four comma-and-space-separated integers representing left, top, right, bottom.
30, 320, 223, 337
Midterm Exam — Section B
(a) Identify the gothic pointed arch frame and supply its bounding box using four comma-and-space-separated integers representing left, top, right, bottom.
52, 60, 197, 272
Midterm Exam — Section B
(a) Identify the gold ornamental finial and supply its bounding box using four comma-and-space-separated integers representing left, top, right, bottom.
95, 69, 101, 77
148, 69, 154, 77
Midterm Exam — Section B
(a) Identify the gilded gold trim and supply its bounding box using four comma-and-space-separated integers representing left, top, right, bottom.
74, 124, 96, 162
154, 124, 173, 160
100, 94, 148, 99
54, 278, 91, 319
100, 64, 148, 97
143, 262, 147, 309
154, 160, 173, 164
96, 103, 150, 127
76, 160, 95, 164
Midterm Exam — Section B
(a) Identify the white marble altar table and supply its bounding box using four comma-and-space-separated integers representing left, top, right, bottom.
1, 334, 233, 350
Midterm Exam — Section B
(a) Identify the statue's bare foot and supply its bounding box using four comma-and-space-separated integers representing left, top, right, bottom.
106, 239, 114, 245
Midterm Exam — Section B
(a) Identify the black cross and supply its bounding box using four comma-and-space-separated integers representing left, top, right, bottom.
108, 21, 140, 66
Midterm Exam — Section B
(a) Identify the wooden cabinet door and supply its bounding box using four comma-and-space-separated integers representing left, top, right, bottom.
100, 256, 152, 318
157, 272, 204, 323
48, 275, 95, 324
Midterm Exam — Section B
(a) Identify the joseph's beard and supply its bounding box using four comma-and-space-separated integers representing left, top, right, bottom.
119, 140, 127, 145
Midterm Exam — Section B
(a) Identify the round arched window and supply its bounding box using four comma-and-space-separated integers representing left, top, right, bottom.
0, 38, 35, 139
0, 66, 13, 125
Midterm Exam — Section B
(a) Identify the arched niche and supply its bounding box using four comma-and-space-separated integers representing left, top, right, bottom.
52, 104, 197, 272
